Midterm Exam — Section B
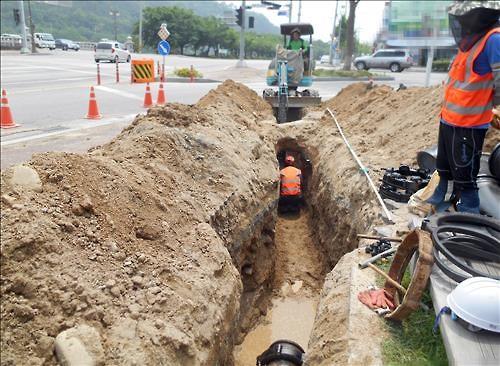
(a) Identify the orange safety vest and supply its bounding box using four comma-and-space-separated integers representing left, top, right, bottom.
280, 166, 302, 196
441, 27, 499, 127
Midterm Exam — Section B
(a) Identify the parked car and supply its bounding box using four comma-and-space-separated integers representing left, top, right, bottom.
55, 39, 80, 51
34, 32, 56, 50
94, 41, 131, 63
320, 55, 330, 64
1, 34, 22, 50
353, 49, 413, 72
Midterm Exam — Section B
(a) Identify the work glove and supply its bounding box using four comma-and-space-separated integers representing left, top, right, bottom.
492, 107, 500, 130
358, 288, 395, 310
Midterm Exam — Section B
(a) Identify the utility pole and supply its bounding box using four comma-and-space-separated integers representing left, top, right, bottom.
298, 0, 302, 22
18, 0, 29, 54
27, 0, 37, 53
138, 1, 143, 53
288, 0, 292, 23
110, 10, 120, 41
236, 0, 247, 68
330, 0, 339, 65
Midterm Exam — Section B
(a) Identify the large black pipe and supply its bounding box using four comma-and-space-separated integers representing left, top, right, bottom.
477, 176, 500, 219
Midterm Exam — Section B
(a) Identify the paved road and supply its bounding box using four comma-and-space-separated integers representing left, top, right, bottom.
0, 49, 447, 169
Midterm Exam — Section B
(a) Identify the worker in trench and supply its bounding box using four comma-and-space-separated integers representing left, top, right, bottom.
426, 1, 500, 213
278, 155, 303, 214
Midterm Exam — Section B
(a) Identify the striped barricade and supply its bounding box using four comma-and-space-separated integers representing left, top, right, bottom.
131, 59, 155, 83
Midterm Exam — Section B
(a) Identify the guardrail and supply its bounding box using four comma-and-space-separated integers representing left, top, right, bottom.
75, 41, 97, 51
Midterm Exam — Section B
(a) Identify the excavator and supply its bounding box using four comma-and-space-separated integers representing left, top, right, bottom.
263, 23, 321, 123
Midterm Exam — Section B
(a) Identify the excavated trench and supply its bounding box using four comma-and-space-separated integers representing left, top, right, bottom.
210, 137, 363, 365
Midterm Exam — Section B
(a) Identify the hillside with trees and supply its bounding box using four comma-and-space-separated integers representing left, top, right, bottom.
0, 1, 278, 42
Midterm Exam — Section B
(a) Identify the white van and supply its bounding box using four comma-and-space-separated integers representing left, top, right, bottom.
34, 33, 56, 50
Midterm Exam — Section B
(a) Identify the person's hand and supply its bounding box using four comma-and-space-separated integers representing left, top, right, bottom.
492, 106, 500, 130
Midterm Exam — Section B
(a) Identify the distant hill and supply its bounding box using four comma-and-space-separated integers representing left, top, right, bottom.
0, 1, 279, 42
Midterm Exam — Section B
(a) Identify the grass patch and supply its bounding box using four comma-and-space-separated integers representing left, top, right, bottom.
173, 67, 203, 78
312, 68, 374, 78
375, 261, 448, 366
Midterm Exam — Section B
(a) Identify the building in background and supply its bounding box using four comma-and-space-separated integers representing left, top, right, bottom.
376, 1, 456, 65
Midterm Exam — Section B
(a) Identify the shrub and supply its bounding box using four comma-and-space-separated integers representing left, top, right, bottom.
173, 67, 203, 78
432, 59, 451, 72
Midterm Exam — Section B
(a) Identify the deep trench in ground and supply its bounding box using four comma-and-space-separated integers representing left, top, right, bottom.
233, 210, 327, 365
222, 139, 358, 365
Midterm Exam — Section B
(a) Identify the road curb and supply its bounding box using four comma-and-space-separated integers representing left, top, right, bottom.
159, 77, 220, 83
314, 76, 395, 82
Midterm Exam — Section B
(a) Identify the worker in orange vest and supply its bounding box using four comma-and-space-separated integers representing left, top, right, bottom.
279, 155, 302, 213
427, 1, 500, 213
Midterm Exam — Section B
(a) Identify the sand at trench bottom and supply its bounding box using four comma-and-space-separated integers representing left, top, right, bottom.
234, 212, 324, 365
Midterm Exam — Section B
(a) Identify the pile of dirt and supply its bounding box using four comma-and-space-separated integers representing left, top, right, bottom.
0, 80, 277, 365
321, 83, 500, 176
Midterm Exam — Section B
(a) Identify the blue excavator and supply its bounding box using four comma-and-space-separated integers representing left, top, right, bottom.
263, 23, 321, 123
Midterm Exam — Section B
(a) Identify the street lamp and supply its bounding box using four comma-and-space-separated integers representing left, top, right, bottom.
109, 10, 120, 41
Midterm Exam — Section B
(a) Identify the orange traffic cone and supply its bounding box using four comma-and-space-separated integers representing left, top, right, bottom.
85, 86, 102, 119
156, 83, 166, 106
1, 89, 19, 129
143, 83, 153, 108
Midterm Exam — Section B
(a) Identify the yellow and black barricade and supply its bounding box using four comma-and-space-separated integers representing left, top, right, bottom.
131, 59, 155, 83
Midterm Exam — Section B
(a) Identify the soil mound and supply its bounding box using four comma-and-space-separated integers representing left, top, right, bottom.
0, 80, 276, 365
322, 82, 499, 172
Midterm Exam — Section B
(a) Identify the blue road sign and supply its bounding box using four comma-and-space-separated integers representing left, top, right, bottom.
158, 40, 170, 56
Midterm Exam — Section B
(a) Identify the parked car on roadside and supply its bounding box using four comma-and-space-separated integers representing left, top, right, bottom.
1, 34, 22, 50
55, 39, 80, 51
320, 55, 330, 64
34, 32, 56, 50
94, 41, 131, 63
353, 49, 413, 72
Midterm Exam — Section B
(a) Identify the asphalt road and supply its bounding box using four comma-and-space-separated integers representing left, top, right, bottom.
0, 49, 447, 169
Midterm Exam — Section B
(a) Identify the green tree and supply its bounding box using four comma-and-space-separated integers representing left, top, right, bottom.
133, 6, 200, 55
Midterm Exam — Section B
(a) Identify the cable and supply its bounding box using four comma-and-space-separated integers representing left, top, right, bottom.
422, 213, 500, 283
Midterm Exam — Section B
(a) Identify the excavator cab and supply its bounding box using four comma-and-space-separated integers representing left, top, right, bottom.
263, 23, 321, 123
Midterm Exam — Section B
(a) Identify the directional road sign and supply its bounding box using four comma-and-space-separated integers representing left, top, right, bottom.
157, 40, 170, 56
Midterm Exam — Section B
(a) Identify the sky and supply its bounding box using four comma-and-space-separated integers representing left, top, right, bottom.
223, 0, 387, 43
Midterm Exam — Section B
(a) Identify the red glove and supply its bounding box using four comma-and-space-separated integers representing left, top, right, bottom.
358, 288, 395, 310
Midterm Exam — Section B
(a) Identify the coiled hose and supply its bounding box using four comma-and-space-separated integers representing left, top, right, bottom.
422, 213, 500, 283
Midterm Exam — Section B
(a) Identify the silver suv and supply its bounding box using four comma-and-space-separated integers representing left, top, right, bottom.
354, 49, 413, 72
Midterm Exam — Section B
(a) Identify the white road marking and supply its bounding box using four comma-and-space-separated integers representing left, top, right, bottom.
1, 114, 138, 146
95, 85, 143, 101
1, 76, 95, 86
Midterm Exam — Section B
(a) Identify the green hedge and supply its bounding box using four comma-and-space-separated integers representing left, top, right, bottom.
432, 59, 451, 72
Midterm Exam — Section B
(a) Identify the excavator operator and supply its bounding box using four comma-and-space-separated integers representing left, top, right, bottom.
279, 155, 302, 213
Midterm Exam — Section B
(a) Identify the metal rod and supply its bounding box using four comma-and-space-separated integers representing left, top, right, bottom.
97, 63, 101, 85
326, 108, 393, 223
358, 246, 398, 269
115, 61, 119, 83
357, 234, 403, 242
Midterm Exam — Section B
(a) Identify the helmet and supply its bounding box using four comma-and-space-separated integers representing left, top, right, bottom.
285, 155, 295, 165
447, 277, 500, 333
447, 1, 500, 51
448, 1, 500, 16
291, 27, 301, 35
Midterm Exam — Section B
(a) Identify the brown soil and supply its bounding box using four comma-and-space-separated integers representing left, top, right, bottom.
1, 80, 498, 365
234, 211, 326, 365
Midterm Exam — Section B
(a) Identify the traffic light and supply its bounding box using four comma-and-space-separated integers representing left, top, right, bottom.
236, 6, 243, 27
248, 16, 255, 29
13, 9, 20, 26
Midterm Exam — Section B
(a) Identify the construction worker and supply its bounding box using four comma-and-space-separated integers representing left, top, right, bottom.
279, 155, 302, 213
287, 28, 309, 55
427, 1, 500, 213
